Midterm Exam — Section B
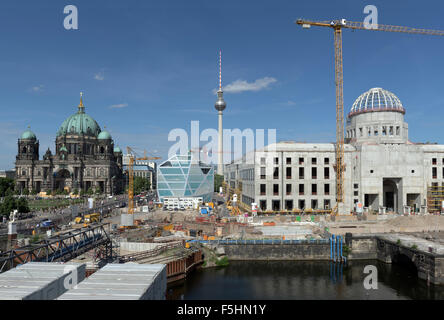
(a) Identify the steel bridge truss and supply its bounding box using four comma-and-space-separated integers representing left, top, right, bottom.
0, 224, 112, 273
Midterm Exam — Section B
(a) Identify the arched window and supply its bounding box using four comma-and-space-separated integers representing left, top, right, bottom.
100, 146, 104, 154
22, 146, 26, 153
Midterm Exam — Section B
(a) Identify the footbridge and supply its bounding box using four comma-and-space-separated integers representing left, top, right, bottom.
0, 223, 112, 273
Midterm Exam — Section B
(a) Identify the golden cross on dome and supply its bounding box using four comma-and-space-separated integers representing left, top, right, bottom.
78, 92, 85, 112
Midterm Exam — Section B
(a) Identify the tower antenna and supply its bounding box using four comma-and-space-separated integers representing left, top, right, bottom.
219, 50, 222, 91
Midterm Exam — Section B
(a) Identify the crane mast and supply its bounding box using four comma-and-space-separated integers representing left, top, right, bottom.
295, 18, 444, 215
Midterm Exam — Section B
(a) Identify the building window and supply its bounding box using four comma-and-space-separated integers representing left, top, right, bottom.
354, 183, 359, 189
311, 200, 318, 210
370, 170, 374, 174
299, 184, 304, 195
396, 126, 400, 135
324, 167, 329, 179
312, 184, 317, 195
260, 184, 266, 196
286, 167, 292, 179
260, 200, 266, 211
285, 200, 293, 211
260, 167, 266, 179
389, 126, 394, 136
299, 157, 304, 165
298, 200, 305, 210
299, 167, 304, 179
286, 157, 291, 165
359, 128, 363, 137
312, 167, 317, 179
354, 191, 359, 196
374, 127, 378, 136
368, 127, 371, 137
273, 167, 279, 179
324, 200, 330, 209
286, 184, 292, 195
412, 170, 415, 174
432, 167, 437, 179
432, 158, 437, 165
312, 158, 317, 165
273, 184, 279, 196
261, 157, 266, 165
274, 157, 279, 165
324, 184, 330, 195
272, 200, 280, 211
324, 158, 329, 165
382, 126, 387, 136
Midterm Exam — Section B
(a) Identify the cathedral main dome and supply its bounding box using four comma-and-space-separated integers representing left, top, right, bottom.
57, 93, 101, 137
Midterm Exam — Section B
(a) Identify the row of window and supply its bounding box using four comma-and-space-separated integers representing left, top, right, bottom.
260, 183, 331, 196
261, 157, 330, 166
346, 125, 401, 139
259, 199, 331, 211
260, 167, 330, 180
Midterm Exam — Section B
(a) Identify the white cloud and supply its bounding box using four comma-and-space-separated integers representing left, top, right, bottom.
109, 103, 128, 109
30, 85, 44, 92
285, 100, 296, 106
94, 72, 105, 81
214, 77, 277, 94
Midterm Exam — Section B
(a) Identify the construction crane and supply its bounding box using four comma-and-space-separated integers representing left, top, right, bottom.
295, 18, 444, 215
126, 147, 161, 214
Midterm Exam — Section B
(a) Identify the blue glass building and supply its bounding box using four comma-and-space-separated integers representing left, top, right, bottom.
157, 153, 214, 202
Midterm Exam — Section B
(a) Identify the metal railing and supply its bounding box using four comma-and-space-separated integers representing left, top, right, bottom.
187, 239, 329, 245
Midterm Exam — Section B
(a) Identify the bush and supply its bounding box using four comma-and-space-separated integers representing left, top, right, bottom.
215, 256, 229, 267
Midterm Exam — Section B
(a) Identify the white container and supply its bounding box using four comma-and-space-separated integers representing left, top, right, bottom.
58, 263, 166, 300
0, 262, 86, 300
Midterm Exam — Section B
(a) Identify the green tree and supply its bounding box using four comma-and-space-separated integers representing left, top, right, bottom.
214, 174, 224, 192
0, 194, 16, 217
72, 188, 78, 195
134, 176, 150, 194
22, 188, 29, 196
87, 187, 94, 196
16, 197, 30, 213
30, 189, 38, 195
0, 177, 14, 197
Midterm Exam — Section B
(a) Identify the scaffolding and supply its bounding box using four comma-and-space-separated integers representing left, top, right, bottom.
427, 185, 444, 214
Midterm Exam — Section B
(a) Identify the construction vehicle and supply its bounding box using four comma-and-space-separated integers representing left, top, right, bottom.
126, 147, 161, 215
73, 213, 100, 227
295, 18, 444, 215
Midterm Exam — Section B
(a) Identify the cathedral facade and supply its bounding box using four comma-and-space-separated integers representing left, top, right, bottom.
15, 94, 124, 195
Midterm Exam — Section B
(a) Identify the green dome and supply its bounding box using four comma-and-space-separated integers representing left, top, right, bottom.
57, 94, 101, 137
98, 130, 112, 140
21, 128, 36, 140
114, 146, 122, 153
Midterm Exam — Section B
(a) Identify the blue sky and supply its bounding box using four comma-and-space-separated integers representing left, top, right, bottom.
1, 0, 444, 169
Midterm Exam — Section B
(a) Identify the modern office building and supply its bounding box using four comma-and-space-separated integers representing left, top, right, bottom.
224, 87, 444, 214
157, 153, 214, 202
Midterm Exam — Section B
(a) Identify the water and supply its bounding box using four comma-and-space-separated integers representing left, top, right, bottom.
167, 260, 444, 300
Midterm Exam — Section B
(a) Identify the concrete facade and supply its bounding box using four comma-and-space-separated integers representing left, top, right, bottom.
225, 88, 444, 215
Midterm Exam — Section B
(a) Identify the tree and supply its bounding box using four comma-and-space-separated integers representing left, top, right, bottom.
0, 195, 16, 217
87, 187, 94, 196
16, 197, 30, 213
0, 177, 14, 197
214, 174, 224, 192
72, 188, 78, 195
134, 176, 150, 195
31, 189, 38, 195
23, 188, 29, 196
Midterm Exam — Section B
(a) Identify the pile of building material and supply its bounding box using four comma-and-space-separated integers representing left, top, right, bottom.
57, 263, 166, 300
0, 262, 86, 300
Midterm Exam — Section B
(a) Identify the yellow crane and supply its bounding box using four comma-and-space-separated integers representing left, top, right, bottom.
126, 147, 161, 214
295, 18, 444, 215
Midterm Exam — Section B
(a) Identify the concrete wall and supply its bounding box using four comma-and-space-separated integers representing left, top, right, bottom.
348, 236, 378, 260
220, 243, 330, 261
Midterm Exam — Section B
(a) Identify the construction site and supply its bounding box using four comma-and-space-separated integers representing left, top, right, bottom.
2, 15, 444, 300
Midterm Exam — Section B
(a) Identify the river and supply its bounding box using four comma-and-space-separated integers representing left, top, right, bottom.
167, 260, 444, 300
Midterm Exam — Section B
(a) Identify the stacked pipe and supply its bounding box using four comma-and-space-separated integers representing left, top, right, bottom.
329, 234, 347, 263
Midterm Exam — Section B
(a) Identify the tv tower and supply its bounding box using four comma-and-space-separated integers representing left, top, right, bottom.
214, 50, 226, 175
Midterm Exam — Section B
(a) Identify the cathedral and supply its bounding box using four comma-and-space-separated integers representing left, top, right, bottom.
15, 93, 124, 195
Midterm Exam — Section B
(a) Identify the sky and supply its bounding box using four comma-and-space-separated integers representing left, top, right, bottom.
1, 0, 444, 169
